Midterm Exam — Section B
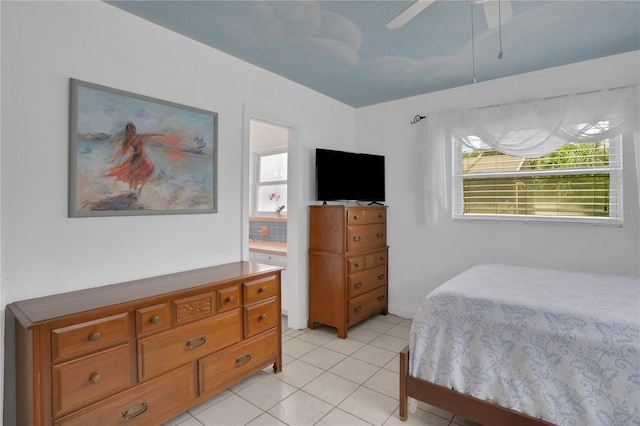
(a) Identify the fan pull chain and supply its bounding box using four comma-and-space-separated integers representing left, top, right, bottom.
471, 4, 477, 83
498, 0, 504, 59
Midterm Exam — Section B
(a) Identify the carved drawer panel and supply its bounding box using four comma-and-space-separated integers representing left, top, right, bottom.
52, 345, 130, 417
137, 309, 242, 381
136, 303, 171, 337
217, 285, 241, 313
244, 297, 278, 338
244, 275, 279, 304
348, 265, 387, 298
199, 329, 278, 396
55, 364, 195, 426
174, 292, 214, 324
52, 313, 129, 363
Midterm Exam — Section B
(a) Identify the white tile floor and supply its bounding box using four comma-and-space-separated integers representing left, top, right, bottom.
163, 314, 475, 426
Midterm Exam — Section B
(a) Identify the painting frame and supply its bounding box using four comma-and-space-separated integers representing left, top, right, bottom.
69, 78, 218, 217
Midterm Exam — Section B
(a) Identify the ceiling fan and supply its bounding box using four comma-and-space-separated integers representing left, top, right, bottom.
386, 0, 513, 30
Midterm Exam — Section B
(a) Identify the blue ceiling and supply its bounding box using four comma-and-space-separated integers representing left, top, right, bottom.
108, 1, 640, 107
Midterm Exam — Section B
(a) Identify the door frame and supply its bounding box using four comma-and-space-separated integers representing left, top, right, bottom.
241, 103, 305, 330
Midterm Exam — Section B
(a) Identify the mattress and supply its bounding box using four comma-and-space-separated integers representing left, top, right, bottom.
409, 264, 640, 426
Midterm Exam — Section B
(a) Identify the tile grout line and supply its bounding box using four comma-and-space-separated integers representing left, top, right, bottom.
170, 315, 464, 426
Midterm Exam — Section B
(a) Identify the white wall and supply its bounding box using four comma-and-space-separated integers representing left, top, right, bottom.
0, 1, 355, 423
2, 1, 638, 422
356, 51, 640, 318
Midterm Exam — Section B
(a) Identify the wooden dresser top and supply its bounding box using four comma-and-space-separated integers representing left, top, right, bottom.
9, 261, 282, 328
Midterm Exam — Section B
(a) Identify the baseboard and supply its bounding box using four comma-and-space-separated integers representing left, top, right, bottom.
387, 304, 416, 321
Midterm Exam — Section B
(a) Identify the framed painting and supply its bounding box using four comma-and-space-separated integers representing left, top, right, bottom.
69, 79, 217, 217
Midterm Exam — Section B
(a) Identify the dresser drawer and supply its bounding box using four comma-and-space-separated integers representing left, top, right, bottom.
348, 249, 387, 274
244, 274, 279, 304
346, 208, 386, 225
348, 255, 366, 273
137, 309, 242, 381
348, 265, 387, 298
52, 345, 130, 417
217, 285, 241, 313
55, 363, 195, 426
347, 224, 386, 252
136, 303, 171, 337
373, 249, 387, 266
52, 313, 129, 363
244, 297, 278, 338
199, 329, 278, 396
348, 286, 387, 325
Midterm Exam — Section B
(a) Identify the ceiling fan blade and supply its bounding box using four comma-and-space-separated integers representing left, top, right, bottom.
386, 0, 436, 29
482, 0, 512, 29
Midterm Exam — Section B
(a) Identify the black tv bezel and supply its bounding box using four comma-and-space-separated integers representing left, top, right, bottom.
315, 148, 385, 203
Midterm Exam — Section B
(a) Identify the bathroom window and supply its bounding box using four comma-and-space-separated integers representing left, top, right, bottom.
255, 149, 288, 214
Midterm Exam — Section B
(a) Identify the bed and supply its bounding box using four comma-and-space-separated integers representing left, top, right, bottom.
399, 264, 640, 426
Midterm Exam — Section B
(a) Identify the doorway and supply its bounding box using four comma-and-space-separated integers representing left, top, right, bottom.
248, 119, 290, 315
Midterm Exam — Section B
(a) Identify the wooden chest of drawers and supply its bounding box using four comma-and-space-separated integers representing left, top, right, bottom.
308, 205, 388, 338
8, 262, 282, 426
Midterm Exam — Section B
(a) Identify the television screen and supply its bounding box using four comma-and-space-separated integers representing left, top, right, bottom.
316, 149, 385, 202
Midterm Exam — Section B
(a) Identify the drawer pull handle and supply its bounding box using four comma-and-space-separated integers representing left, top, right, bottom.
122, 401, 149, 421
354, 263, 360, 268
89, 373, 101, 384
89, 332, 101, 342
378, 274, 385, 280
187, 335, 207, 349
227, 295, 235, 302
259, 286, 267, 293
378, 295, 386, 302
353, 215, 359, 221
376, 232, 384, 238
354, 282, 363, 289
259, 314, 267, 321
150, 316, 160, 324
236, 353, 252, 366
353, 235, 361, 242
354, 305, 362, 313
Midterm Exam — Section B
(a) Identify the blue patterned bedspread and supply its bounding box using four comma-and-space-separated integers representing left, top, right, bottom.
409, 264, 640, 426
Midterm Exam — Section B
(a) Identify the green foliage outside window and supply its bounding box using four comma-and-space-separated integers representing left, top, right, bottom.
462, 142, 613, 218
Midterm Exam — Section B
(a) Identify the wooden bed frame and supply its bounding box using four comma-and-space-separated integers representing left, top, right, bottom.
399, 346, 554, 426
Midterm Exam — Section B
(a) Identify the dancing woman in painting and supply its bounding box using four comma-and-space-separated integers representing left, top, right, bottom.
104, 122, 163, 197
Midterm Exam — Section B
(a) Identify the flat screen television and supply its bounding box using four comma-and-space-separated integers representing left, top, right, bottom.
315, 148, 385, 203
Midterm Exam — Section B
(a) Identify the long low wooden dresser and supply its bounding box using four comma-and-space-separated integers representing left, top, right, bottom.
8, 261, 282, 426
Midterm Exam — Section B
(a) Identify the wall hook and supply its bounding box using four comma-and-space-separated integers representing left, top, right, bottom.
411, 115, 426, 124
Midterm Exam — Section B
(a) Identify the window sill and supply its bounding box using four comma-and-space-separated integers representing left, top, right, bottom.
453, 214, 623, 226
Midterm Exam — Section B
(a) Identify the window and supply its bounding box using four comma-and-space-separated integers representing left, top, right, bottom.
255, 149, 287, 214
452, 136, 623, 224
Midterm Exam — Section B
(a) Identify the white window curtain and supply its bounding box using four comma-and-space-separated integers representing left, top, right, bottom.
422, 114, 448, 226
421, 85, 639, 227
